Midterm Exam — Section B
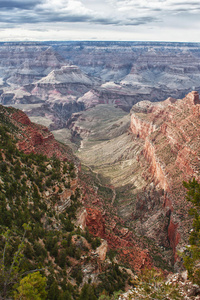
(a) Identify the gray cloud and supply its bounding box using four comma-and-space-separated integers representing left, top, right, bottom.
45, 14, 92, 23
0, 0, 158, 27
0, 0, 43, 10
125, 16, 159, 26
0, 13, 157, 27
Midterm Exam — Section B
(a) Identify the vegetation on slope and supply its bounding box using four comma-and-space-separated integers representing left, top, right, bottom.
0, 123, 131, 299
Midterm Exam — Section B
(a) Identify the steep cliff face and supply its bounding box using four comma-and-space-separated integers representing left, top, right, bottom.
130, 91, 200, 188
130, 91, 200, 257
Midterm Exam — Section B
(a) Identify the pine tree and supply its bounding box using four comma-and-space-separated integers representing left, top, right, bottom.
14, 271, 47, 300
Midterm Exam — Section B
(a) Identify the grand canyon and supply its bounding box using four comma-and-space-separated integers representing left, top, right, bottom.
0, 41, 200, 299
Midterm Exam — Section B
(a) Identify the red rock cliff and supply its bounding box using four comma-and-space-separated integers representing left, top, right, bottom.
130, 91, 200, 256
9, 109, 75, 162
130, 92, 200, 190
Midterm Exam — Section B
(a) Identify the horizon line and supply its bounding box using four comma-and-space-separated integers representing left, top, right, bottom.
1, 40, 200, 44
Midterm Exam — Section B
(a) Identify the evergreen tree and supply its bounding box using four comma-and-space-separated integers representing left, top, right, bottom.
79, 283, 97, 300
14, 271, 47, 300
48, 280, 60, 300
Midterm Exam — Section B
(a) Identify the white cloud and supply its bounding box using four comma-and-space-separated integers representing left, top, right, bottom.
0, 0, 200, 41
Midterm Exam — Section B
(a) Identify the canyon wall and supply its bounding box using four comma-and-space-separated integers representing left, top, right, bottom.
130, 91, 200, 258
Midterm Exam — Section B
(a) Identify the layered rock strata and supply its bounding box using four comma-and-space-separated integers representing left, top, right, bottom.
130, 91, 200, 258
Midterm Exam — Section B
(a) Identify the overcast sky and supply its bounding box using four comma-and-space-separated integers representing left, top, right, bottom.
0, 0, 200, 42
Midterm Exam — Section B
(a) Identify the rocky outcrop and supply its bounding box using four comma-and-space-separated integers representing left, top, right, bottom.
16, 124, 54, 154
186, 90, 200, 105
86, 208, 105, 237
95, 240, 108, 261
119, 271, 200, 299
12, 110, 31, 126
85, 205, 152, 270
